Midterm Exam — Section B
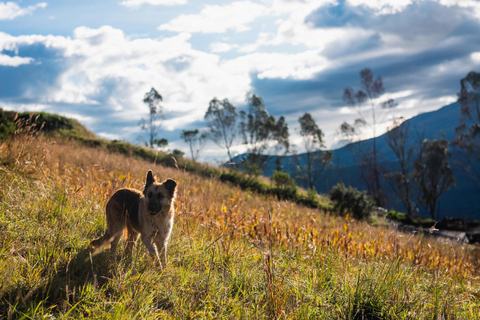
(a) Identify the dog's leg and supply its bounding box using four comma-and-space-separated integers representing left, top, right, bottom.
110, 231, 122, 255
141, 235, 162, 266
157, 241, 167, 267
163, 242, 168, 266
153, 237, 168, 268
125, 225, 139, 255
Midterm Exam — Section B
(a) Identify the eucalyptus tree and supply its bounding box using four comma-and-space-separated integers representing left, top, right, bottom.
341, 68, 397, 206
139, 87, 166, 148
452, 71, 480, 189
384, 120, 415, 216
204, 98, 238, 162
295, 113, 333, 190
181, 129, 207, 161
239, 93, 289, 175
413, 139, 455, 219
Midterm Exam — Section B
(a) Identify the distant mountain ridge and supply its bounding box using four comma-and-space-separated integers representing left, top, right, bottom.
233, 102, 480, 219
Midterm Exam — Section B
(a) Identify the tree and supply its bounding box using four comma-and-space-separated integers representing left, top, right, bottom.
181, 129, 207, 161
294, 113, 333, 190
452, 71, 480, 189
139, 87, 166, 148
342, 68, 397, 206
204, 98, 238, 162
412, 139, 455, 219
239, 93, 289, 175
384, 119, 415, 217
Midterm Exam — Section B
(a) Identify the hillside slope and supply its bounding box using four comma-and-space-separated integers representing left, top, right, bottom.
1, 123, 479, 318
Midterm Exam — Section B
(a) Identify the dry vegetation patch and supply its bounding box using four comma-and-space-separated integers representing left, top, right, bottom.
1, 136, 479, 318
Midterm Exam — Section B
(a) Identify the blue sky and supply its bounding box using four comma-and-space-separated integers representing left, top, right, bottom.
1, 0, 480, 162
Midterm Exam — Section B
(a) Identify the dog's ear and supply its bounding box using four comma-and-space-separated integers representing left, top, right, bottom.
144, 170, 155, 195
163, 179, 177, 198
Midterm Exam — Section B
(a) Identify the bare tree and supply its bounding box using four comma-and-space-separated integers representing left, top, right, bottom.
294, 113, 333, 190
412, 139, 455, 219
342, 68, 397, 206
452, 71, 480, 189
139, 87, 166, 148
204, 98, 238, 162
181, 129, 207, 161
239, 93, 289, 175
384, 119, 415, 216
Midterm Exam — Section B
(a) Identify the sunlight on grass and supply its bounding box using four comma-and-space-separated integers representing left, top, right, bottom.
1, 135, 479, 318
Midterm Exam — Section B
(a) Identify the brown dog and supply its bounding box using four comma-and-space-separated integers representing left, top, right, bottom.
91, 170, 177, 267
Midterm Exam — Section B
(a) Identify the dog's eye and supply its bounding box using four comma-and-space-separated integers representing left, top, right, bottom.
157, 194, 163, 199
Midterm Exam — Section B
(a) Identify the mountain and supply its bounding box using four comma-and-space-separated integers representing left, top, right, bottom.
234, 102, 480, 219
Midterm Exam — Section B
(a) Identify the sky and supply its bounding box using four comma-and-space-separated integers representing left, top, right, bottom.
1, 0, 480, 163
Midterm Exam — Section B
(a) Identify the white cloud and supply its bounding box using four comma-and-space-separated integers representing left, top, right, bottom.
0, 54, 33, 66
120, 0, 186, 8
98, 132, 121, 140
223, 50, 328, 80
0, 2, 47, 20
2, 103, 48, 113
0, 26, 253, 136
210, 42, 233, 53
158, 1, 269, 33
347, 0, 412, 14
471, 52, 480, 63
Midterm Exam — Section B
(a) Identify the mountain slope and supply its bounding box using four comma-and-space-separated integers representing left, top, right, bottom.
238, 102, 479, 219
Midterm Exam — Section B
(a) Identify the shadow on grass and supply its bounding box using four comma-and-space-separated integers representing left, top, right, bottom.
1, 245, 176, 318
0, 246, 114, 318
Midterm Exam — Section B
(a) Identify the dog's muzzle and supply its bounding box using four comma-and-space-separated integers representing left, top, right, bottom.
148, 204, 162, 215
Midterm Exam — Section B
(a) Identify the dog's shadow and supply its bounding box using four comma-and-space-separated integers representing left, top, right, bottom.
0, 247, 112, 316
1, 245, 174, 317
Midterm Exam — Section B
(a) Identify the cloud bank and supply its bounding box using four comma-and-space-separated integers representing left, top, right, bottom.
2, 0, 480, 161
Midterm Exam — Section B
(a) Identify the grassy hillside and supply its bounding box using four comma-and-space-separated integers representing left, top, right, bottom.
1, 116, 480, 318
0, 109, 330, 211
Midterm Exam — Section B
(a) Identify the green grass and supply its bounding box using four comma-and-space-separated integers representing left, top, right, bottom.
387, 210, 437, 227
1, 114, 479, 319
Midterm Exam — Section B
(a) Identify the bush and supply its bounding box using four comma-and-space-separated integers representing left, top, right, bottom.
329, 183, 374, 220
271, 170, 296, 189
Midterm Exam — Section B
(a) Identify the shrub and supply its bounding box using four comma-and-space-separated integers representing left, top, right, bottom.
271, 170, 295, 189
329, 183, 374, 220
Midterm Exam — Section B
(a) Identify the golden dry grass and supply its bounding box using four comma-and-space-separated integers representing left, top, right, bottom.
1, 134, 480, 319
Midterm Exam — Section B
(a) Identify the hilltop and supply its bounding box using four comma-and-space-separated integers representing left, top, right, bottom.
0, 109, 480, 318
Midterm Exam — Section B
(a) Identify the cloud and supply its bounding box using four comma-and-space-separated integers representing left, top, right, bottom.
119, 0, 186, 8
0, 54, 33, 66
0, 26, 253, 144
210, 42, 234, 53
0, 2, 47, 20
224, 50, 328, 80
472, 52, 480, 63
158, 1, 269, 33
308, 0, 472, 42
346, 0, 412, 14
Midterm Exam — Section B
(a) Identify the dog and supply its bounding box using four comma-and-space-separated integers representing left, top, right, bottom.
91, 170, 177, 267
